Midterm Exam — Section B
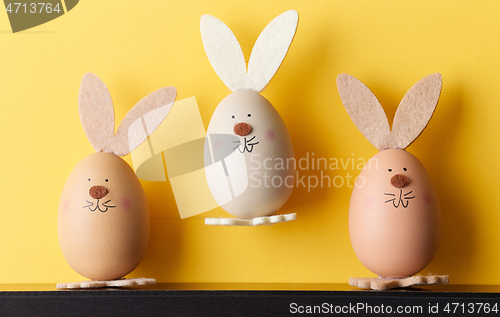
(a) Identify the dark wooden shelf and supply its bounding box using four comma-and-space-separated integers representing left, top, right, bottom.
1, 283, 500, 316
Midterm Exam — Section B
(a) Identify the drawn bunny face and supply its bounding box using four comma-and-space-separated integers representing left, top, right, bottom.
58, 73, 176, 280
201, 11, 298, 219
208, 91, 291, 154
337, 73, 442, 278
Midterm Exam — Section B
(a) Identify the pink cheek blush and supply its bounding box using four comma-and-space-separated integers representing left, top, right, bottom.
364, 197, 374, 208
213, 139, 221, 150
121, 197, 131, 210
423, 192, 432, 205
266, 129, 275, 141
62, 200, 70, 213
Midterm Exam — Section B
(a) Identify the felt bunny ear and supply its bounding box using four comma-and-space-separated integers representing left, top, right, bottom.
200, 10, 298, 92
78, 72, 177, 156
246, 10, 298, 92
79, 73, 115, 152
107, 86, 177, 156
200, 14, 247, 91
391, 73, 442, 149
337, 73, 442, 151
337, 73, 392, 151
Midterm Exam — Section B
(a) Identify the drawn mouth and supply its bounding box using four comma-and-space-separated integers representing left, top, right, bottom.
82, 199, 116, 213
232, 135, 259, 153
384, 190, 415, 208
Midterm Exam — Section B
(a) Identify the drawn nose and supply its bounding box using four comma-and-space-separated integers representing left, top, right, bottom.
391, 174, 410, 188
234, 122, 252, 136
89, 185, 108, 199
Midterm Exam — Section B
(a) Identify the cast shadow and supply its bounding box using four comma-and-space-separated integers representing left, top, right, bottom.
131, 205, 186, 281
132, 180, 184, 279
415, 81, 476, 279
277, 17, 342, 219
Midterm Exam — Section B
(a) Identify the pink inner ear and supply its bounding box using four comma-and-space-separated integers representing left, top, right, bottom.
122, 197, 131, 210
266, 129, 275, 140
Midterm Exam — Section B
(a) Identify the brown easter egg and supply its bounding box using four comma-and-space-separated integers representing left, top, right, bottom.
58, 152, 150, 280
349, 149, 440, 278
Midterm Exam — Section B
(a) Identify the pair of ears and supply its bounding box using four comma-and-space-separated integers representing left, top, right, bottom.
337, 73, 443, 151
79, 73, 177, 157
200, 10, 298, 93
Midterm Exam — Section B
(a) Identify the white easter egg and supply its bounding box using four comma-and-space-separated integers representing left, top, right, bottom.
205, 90, 294, 218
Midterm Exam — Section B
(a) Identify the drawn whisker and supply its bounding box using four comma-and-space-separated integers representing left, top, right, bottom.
247, 136, 256, 142
404, 191, 413, 196
231, 140, 241, 143
82, 200, 94, 208
232, 145, 241, 150
102, 200, 116, 208
247, 142, 260, 146
384, 193, 395, 196
385, 199, 395, 203
404, 196, 415, 200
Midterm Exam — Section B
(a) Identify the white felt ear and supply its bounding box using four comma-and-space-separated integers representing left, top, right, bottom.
200, 10, 298, 92
391, 73, 442, 149
337, 73, 391, 151
247, 10, 298, 92
200, 15, 247, 91
78, 73, 115, 152
108, 87, 177, 156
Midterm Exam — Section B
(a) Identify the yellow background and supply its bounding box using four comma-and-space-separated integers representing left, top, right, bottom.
0, 0, 498, 285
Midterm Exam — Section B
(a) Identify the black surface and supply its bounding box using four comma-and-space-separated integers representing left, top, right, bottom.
1, 283, 500, 316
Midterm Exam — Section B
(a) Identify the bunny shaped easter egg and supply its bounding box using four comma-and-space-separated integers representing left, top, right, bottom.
337, 73, 442, 279
201, 11, 298, 223
58, 73, 176, 281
